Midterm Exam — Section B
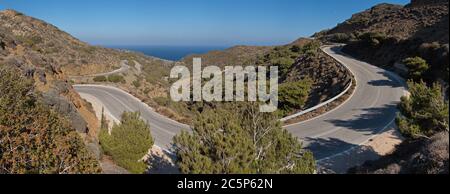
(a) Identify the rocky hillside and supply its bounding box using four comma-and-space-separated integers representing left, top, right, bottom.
0, 9, 124, 76
0, 10, 99, 136
317, 0, 448, 93
183, 38, 352, 109
284, 48, 351, 106
317, 0, 450, 174
0, 10, 104, 173
318, 0, 448, 42
1, 9, 175, 132
1, 9, 181, 173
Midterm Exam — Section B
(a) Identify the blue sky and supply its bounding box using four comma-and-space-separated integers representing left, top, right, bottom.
0, 0, 410, 46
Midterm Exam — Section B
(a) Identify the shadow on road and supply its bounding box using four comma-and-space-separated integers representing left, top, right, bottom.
304, 137, 356, 160
325, 103, 398, 133
147, 150, 180, 174
317, 144, 380, 174
367, 71, 404, 88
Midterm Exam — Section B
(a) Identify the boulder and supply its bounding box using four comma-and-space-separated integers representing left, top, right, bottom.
41, 92, 88, 133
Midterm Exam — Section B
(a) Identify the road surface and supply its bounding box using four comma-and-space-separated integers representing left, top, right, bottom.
285, 46, 406, 160
74, 45, 407, 163
69, 60, 130, 78
74, 85, 190, 150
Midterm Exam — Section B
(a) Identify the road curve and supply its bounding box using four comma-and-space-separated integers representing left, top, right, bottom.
74, 85, 190, 150
69, 60, 130, 79
74, 45, 407, 162
285, 46, 407, 160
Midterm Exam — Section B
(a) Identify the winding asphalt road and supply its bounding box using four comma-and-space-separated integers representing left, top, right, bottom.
74, 45, 407, 164
74, 85, 190, 150
69, 60, 130, 79
285, 46, 406, 161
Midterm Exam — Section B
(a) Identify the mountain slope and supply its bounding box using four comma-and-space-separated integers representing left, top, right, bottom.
1, 9, 182, 173
318, 0, 448, 42
317, 0, 449, 88
0, 10, 98, 134
1, 9, 177, 130
181, 38, 352, 112
0, 9, 123, 76
316, 0, 449, 174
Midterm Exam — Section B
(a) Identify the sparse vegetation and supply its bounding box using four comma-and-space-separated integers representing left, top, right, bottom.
257, 41, 321, 77
93, 75, 107, 82
16, 35, 42, 47
320, 0, 449, 89
278, 78, 313, 115
132, 79, 142, 88
108, 74, 125, 83
359, 32, 387, 47
153, 96, 171, 106
0, 67, 101, 174
99, 112, 154, 174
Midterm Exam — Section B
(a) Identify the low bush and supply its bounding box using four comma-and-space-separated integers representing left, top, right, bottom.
0, 66, 101, 174
108, 74, 125, 83
403, 57, 429, 80
132, 79, 141, 88
358, 32, 387, 47
93, 75, 107, 82
396, 80, 449, 138
99, 112, 154, 174
278, 78, 313, 114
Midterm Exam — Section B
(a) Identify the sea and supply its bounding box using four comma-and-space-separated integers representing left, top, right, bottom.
107, 45, 228, 61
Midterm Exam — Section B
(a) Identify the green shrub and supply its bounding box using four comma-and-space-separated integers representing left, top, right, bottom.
93, 75, 107, 82
154, 97, 170, 106
271, 57, 296, 76
81, 46, 96, 54
359, 32, 387, 47
403, 57, 429, 80
256, 40, 321, 78
346, 17, 370, 26
278, 78, 313, 114
0, 66, 101, 174
396, 80, 449, 138
301, 41, 321, 55
259, 44, 305, 77
290, 45, 301, 53
143, 87, 152, 94
108, 74, 125, 83
327, 33, 351, 43
17, 35, 42, 47
99, 112, 154, 174
173, 103, 316, 174
132, 79, 141, 88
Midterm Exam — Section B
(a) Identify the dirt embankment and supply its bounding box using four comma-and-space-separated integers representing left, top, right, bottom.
349, 132, 449, 174
285, 49, 352, 108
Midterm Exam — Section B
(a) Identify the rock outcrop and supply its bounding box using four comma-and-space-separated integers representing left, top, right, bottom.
409, 0, 448, 7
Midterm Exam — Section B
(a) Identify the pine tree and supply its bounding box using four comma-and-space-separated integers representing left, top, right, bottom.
278, 78, 312, 114
173, 103, 316, 174
99, 112, 154, 174
397, 80, 449, 138
403, 57, 429, 80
